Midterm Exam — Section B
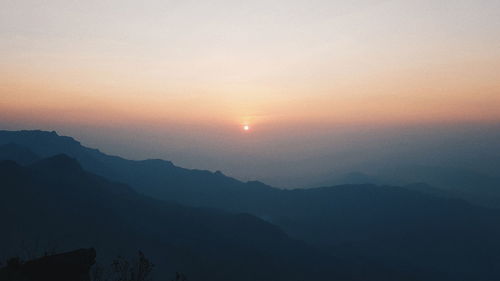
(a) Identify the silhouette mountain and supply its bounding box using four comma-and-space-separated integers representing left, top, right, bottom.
2, 130, 500, 280
31, 153, 85, 174
0, 155, 414, 281
314, 167, 500, 209
0, 142, 40, 165
0, 130, 275, 203
339, 165, 500, 208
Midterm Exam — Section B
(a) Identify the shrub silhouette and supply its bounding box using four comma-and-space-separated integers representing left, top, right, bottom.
91, 251, 188, 281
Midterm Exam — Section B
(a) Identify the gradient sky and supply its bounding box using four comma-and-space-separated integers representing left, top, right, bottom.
1, 0, 500, 186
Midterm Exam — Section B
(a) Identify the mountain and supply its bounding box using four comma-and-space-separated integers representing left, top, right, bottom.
2, 130, 500, 280
0, 130, 276, 206
0, 155, 411, 281
308, 166, 500, 209
0, 143, 40, 165
274, 184, 500, 281
372, 165, 500, 208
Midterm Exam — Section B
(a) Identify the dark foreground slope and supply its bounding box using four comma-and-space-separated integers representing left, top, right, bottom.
2, 130, 500, 280
0, 249, 96, 281
0, 156, 412, 281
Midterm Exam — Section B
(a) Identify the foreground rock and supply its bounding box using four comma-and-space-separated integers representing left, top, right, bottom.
0, 248, 96, 281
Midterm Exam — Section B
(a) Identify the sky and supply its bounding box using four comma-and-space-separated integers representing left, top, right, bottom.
1, 0, 500, 186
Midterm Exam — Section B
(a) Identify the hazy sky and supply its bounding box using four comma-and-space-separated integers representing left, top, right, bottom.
1, 0, 500, 186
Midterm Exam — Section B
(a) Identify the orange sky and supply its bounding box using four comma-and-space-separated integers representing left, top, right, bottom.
1, 0, 500, 142
2, 51, 499, 129
0, 0, 500, 184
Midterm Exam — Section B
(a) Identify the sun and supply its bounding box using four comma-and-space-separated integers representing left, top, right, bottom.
243, 125, 250, 131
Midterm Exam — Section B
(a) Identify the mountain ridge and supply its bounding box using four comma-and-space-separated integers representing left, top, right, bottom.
2, 130, 500, 280
0, 154, 414, 281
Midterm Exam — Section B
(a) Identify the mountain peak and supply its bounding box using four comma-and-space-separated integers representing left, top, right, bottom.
31, 154, 83, 173
214, 170, 225, 176
140, 158, 174, 167
0, 130, 82, 154
0, 159, 22, 170
0, 142, 40, 165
